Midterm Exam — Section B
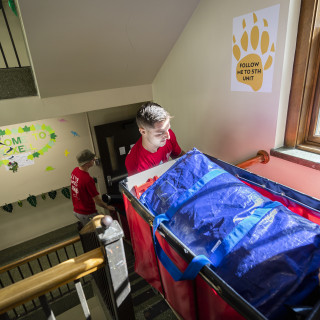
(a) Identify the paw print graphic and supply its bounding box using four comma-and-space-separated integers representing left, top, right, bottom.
233, 13, 275, 91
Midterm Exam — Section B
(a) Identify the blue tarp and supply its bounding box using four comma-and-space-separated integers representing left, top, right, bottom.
140, 148, 320, 319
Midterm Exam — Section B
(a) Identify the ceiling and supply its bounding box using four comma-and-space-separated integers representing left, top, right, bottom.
18, 0, 200, 98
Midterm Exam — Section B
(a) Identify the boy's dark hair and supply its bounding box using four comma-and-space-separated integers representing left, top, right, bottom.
136, 102, 171, 129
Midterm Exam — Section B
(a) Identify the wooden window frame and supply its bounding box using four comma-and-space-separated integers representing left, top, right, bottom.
285, 0, 320, 154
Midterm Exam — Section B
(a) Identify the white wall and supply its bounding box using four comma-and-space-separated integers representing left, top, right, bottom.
153, 0, 320, 199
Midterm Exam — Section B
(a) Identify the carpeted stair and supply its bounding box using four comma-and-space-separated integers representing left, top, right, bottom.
0, 67, 37, 99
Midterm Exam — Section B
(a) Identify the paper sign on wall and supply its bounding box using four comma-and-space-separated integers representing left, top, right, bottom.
0, 124, 57, 169
231, 4, 280, 92
3, 152, 34, 170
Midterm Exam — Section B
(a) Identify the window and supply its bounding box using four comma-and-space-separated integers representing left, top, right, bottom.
285, 0, 320, 154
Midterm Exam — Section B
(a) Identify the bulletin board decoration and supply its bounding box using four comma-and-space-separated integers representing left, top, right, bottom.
61, 187, 71, 199
48, 190, 57, 199
1, 186, 71, 213
1, 113, 93, 207
8, 161, 18, 172
2, 204, 13, 213
0, 124, 57, 169
27, 195, 37, 207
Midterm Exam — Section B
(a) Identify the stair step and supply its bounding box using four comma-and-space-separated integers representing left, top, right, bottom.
0, 67, 37, 99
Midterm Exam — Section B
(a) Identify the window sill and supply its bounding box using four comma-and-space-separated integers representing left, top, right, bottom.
270, 147, 320, 171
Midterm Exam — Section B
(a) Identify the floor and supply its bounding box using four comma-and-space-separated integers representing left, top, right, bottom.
56, 296, 106, 320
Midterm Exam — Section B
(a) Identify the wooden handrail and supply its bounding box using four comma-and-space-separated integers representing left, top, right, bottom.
236, 150, 270, 169
0, 247, 104, 314
0, 236, 80, 274
79, 214, 104, 235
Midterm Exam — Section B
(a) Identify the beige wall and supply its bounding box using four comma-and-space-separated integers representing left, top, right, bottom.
17, 0, 199, 98
0, 104, 142, 249
153, 0, 320, 199
0, 84, 152, 127
0, 191, 74, 251
0, 113, 93, 205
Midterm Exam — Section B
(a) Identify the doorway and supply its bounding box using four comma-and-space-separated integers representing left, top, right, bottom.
94, 118, 140, 194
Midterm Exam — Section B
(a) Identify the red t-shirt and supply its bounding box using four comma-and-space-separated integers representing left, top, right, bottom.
71, 167, 99, 215
125, 129, 181, 176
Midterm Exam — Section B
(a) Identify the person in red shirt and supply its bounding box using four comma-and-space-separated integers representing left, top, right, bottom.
125, 102, 185, 176
71, 149, 115, 226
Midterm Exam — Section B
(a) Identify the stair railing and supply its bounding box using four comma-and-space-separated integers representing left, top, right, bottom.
0, 1, 21, 68
0, 235, 89, 320
235, 150, 270, 169
0, 247, 104, 315
0, 216, 135, 320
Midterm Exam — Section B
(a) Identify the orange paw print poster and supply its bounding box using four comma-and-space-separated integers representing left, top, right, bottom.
231, 5, 279, 92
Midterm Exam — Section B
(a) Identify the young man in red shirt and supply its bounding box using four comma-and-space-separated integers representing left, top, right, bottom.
71, 149, 115, 226
125, 102, 185, 176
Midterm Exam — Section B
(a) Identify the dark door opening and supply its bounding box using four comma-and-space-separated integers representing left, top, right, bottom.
94, 118, 140, 194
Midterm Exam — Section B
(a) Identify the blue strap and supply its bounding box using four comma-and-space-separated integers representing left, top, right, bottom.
165, 169, 226, 219
209, 201, 281, 267
153, 213, 211, 281
152, 169, 226, 281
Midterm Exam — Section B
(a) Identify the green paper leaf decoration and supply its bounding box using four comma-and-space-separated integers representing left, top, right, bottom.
8, 0, 18, 17
27, 195, 37, 207
8, 161, 18, 173
61, 187, 70, 199
17, 200, 23, 207
48, 191, 57, 199
41, 193, 46, 200
2, 203, 13, 212
50, 133, 57, 140
23, 125, 30, 132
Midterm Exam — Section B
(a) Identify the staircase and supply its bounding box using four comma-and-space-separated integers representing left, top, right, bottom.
0, 222, 178, 320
